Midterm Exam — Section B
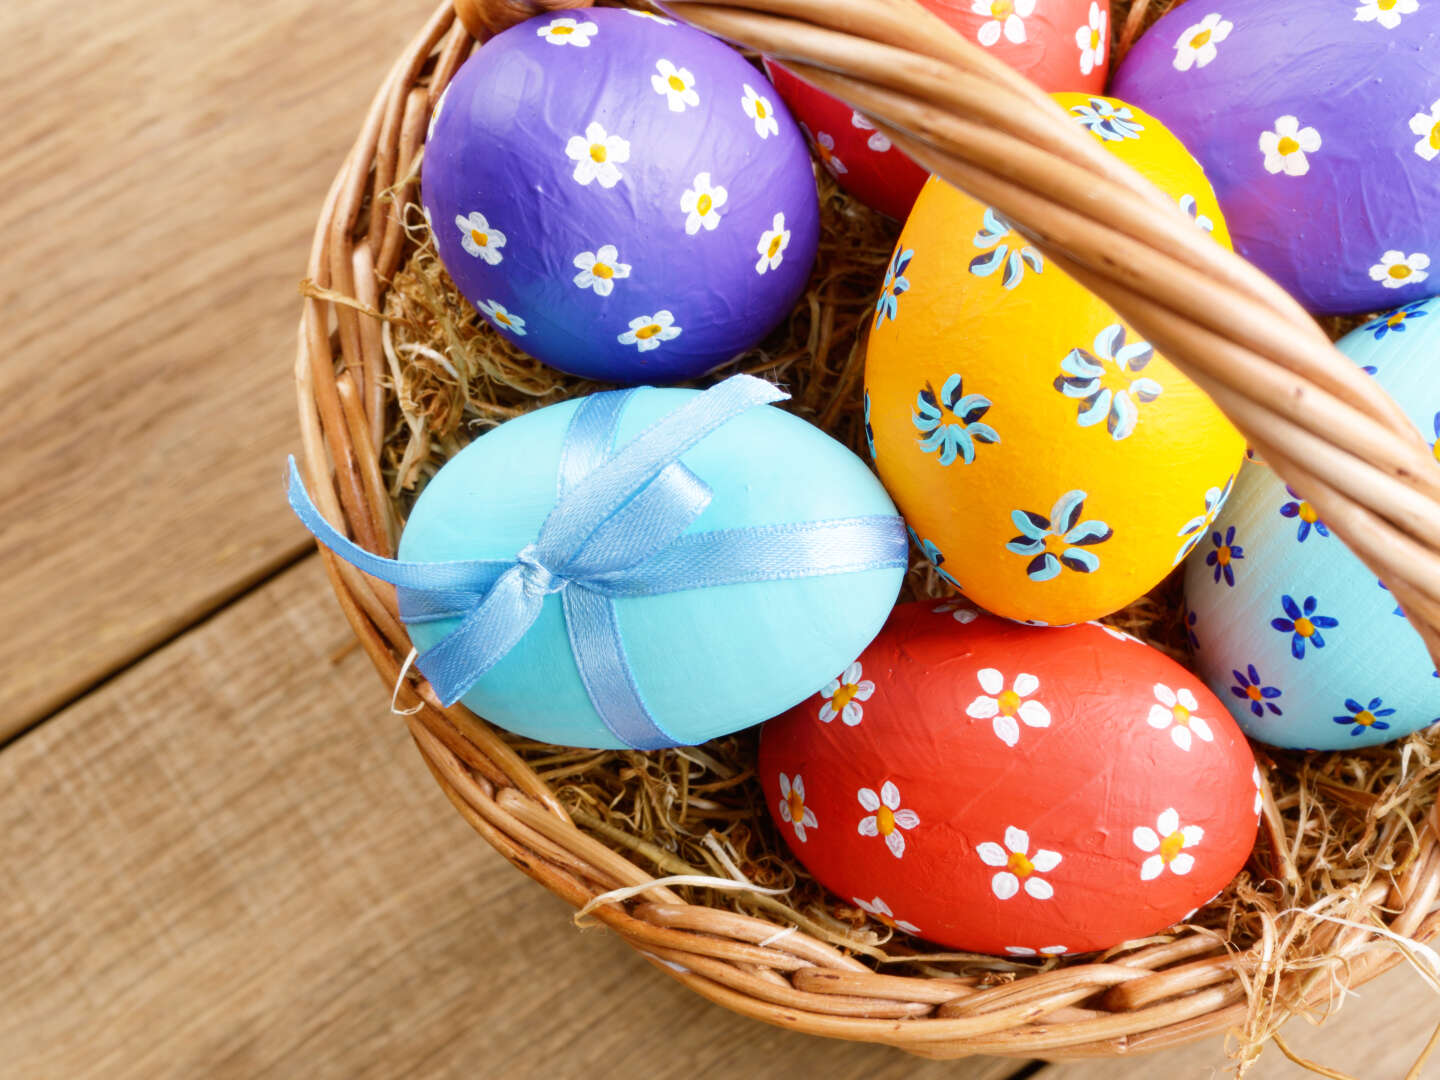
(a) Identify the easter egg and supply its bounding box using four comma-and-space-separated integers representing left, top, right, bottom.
398, 385, 905, 749
759, 601, 1259, 956
764, 0, 1111, 220
422, 8, 821, 383
1111, 1, 1440, 315
865, 94, 1246, 626
1183, 298, 1440, 750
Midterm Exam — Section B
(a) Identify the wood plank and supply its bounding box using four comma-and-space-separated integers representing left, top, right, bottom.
0, 556, 1025, 1080
0, 0, 432, 733
1038, 966, 1440, 1077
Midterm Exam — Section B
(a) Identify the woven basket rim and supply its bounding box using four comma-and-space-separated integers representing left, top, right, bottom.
294, 0, 1440, 1061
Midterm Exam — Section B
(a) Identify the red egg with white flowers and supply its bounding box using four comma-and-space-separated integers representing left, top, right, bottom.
758, 601, 1259, 956
763, 0, 1111, 220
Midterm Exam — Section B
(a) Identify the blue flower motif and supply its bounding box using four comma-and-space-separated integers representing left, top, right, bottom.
1185, 608, 1200, 651
863, 389, 876, 461
1270, 594, 1339, 659
1278, 485, 1329, 543
1053, 324, 1163, 441
1204, 526, 1244, 587
1362, 300, 1429, 341
1070, 98, 1144, 141
875, 247, 913, 329
1174, 475, 1234, 566
1006, 489, 1112, 582
968, 207, 1043, 290
1231, 665, 1283, 718
1332, 697, 1395, 738
908, 527, 963, 591
913, 374, 1000, 466
1177, 194, 1214, 233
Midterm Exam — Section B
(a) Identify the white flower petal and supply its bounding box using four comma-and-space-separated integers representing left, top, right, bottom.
967, 695, 1000, 719
1141, 855, 1164, 881
1172, 726, 1193, 752
841, 701, 862, 726
976, 842, 1008, 867
1031, 849, 1061, 873
977, 668, 1005, 695
893, 809, 919, 830
1005, 826, 1029, 855
1177, 688, 1199, 711
1157, 808, 1180, 836
778, 800, 792, 823
858, 815, 878, 837
1133, 826, 1160, 852
886, 831, 906, 858
842, 661, 862, 684
792, 776, 805, 800
1018, 700, 1050, 729
778, 773, 791, 797
993, 714, 1020, 747
1191, 716, 1215, 742
1013, 672, 1039, 697
880, 780, 901, 809
1147, 704, 1173, 730
1154, 683, 1177, 707
857, 787, 880, 812
854, 681, 875, 701
792, 821, 806, 842
1170, 853, 1195, 875
1181, 825, 1204, 846
992, 872, 1019, 899
802, 808, 817, 828
1025, 877, 1054, 900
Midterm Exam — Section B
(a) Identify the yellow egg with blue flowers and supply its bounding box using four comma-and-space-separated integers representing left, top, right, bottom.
865, 93, 1246, 626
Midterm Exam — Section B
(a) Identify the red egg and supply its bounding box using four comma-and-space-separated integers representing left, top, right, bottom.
764, 0, 1112, 220
758, 601, 1258, 956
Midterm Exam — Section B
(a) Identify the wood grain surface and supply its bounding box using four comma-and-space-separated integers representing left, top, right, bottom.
0, 0, 426, 734
3, 0, 1437, 1075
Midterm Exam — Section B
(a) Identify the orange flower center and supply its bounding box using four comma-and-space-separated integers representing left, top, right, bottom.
592, 262, 613, 280
1216, 546, 1233, 566
1160, 830, 1186, 862
787, 791, 805, 822
1277, 136, 1300, 156
494, 311, 511, 326
767, 234, 784, 257
470, 229, 488, 247
1389, 311, 1409, 327
1298, 501, 1319, 523
697, 193, 713, 216
1355, 710, 1378, 727
667, 74, 686, 92
1007, 850, 1034, 876
831, 682, 860, 711
589, 143, 607, 163
635, 323, 662, 340
1389, 264, 1414, 280
997, 688, 1022, 716
1293, 617, 1315, 638
875, 805, 896, 835
1245, 684, 1263, 702
1190, 28, 1212, 47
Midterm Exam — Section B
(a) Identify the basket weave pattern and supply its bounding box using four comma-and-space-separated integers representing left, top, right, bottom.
295, 0, 1440, 1060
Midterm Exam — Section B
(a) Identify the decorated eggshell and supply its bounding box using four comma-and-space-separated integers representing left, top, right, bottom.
759, 602, 1259, 956
1184, 298, 1440, 750
422, 9, 820, 383
764, 0, 1111, 220
1111, 1, 1440, 316
865, 94, 1246, 626
399, 388, 904, 748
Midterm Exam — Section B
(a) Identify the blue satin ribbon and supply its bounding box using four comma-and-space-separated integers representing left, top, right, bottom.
286, 373, 908, 749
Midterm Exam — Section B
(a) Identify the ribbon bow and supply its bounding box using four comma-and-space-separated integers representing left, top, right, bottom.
287, 374, 907, 749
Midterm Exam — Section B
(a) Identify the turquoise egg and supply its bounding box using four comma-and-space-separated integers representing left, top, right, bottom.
398, 388, 904, 748
1183, 297, 1440, 750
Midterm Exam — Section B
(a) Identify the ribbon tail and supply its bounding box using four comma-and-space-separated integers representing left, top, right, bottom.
413, 564, 545, 706
564, 586, 679, 750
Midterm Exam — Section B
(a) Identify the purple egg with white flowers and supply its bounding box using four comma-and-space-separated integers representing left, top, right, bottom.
1112, 0, 1440, 315
421, 8, 821, 383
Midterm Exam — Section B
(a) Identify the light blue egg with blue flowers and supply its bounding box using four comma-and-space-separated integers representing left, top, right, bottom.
398, 387, 904, 749
1183, 297, 1440, 750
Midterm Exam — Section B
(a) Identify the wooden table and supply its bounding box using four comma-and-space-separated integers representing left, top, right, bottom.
4, 1, 1436, 1076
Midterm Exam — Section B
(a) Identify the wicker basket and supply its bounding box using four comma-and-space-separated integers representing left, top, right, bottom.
294, 0, 1440, 1064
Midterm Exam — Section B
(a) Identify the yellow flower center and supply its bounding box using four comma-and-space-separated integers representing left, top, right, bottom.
552, 24, 573, 34
592, 262, 613, 280
767, 234, 784, 257
997, 688, 1022, 716
470, 229, 488, 247
831, 682, 860, 711
697, 193, 713, 216
589, 143, 607, 163
1430, 121, 1440, 151
874, 911, 897, 929
1433, 440, 1440, 464
1389, 264, 1413, 280
1293, 617, 1315, 638
1389, 311, 1409, 327
1379, 0, 1398, 9
1190, 28, 1212, 47
1277, 135, 1300, 156
1245, 684, 1263, 702
494, 311, 511, 326
1355, 710, 1378, 727
1160, 830, 1186, 862
1007, 850, 1035, 877
1172, 703, 1192, 726
1298, 501, 1318, 523
991, 0, 1014, 17
1090, 28, 1102, 48
756, 100, 767, 118
876, 805, 896, 835
635, 323, 662, 340
787, 791, 805, 822
667, 74, 686, 92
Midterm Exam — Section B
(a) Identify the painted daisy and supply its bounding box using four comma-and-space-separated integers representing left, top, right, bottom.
1178, 193, 1215, 233
1334, 697, 1395, 737
1054, 323, 1162, 441
1279, 485, 1328, 542
972, 0, 1036, 46
1355, 0, 1418, 29
935, 601, 980, 624
854, 896, 921, 935
1410, 99, 1440, 162
617, 310, 681, 351
874, 247, 914, 329
851, 110, 891, 152
1270, 594, 1339, 659
680, 172, 727, 235
977, 826, 1061, 900
1134, 809, 1202, 880
572, 244, 631, 296
1231, 665, 1283, 718
455, 211, 506, 265
1174, 477, 1233, 566
1071, 98, 1144, 141
1369, 250, 1430, 289
1075, 2, 1107, 77
967, 668, 1051, 748
913, 373, 1000, 466
818, 661, 874, 726
1364, 300, 1430, 340
741, 83, 780, 139
1205, 525, 1244, 587
777, 773, 817, 842
536, 16, 598, 46
477, 299, 526, 336
857, 781, 919, 858
565, 121, 630, 188
1006, 945, 1068, 958
1007, 490, 1113, 581
651, 59, 699, 112
1172, 12, 1231, 71
970, 207, 1043, 290
802, 124, 848, 176
1147, 684, 1214, 752
754, 212, 791, 275
1260, 116, 1320, 177
623, 9, 676, 25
